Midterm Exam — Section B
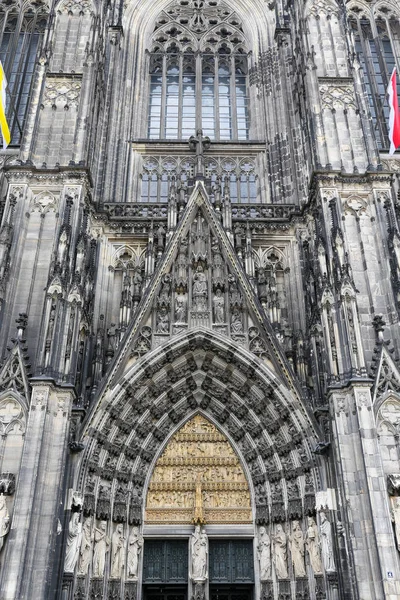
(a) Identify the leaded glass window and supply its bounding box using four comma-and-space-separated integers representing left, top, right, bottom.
0, 9, 47, 145
148, 0, 250, 141
349, 10, 400, 150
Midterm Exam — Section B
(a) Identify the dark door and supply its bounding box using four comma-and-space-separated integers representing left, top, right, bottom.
143, 585, 187, 600
209, 584, 253, 600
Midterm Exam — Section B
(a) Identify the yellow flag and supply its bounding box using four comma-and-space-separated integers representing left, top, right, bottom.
0, 61, 11, 150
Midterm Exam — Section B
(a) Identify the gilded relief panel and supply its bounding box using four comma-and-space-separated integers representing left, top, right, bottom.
145, 415, 252, 524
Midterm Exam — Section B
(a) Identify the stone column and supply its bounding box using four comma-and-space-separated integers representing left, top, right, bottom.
0, 383, 73, 600
330, 384, 400, 600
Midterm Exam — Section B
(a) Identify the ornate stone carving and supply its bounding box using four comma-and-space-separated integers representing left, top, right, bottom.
306, 516, 323, 575
191, 525, 208, 581
319, 511, 336, 572
43, 77, 81, 108
272, 524, 288, 579
289, 520, 306, 577
145, 415, 251, 524
110, 524, 125, 578
92, 521, 110, 578
64, 512, 82, 573
127, 526, 143, 580
258, 526, 271, 580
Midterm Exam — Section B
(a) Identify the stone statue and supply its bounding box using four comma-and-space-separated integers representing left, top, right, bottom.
110, 523, 125, 578
78, 517, 93, 575
156, 306, 170, 333
193, 265, 208, 312
257, 526, 271, 580
93, 520, 110, 578
213, 289, 225, 323
319, 511, 335, 572
132, 269, 142, 298
289, 520, 306, 577
230, 307, 243, 333
127, 526, 144, 579
175, 292, 187, 322
305, 516, 323, 575
191, 525, 208, 580
0, 494, 10, 553
64, 511, 82, 572
272, 524, 288, 579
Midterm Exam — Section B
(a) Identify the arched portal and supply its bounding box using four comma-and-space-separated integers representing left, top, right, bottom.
69, 331, 326, 600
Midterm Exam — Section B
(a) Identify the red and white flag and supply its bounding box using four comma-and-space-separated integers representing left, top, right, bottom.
387, 68, 400, 155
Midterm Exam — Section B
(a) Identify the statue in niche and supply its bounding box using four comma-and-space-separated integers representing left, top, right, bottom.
305, 516, 323, 575
57, 229, 68, 266
257, 526, 271, 580
191, 524, 208, 580
127, 526, 144, 579
0, 494, 10, 554
213, 289, 225, 323
78, 517, 93, 575
193, 265, 208, 312
211, 241, 224, 288
158, 274, 171, 306
230, 307, 243, 333
156, 307, 170, 333
319, 511, 335, 572
272, 524, 288, 579
175, 292, 187, 322
93, 520, 110, 577
64, 511, 82, 572
110, 523, 125, 578
132, 269, 142, 298
289, 520, 306, 577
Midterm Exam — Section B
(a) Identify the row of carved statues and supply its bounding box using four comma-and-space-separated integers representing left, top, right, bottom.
257, 514, 335, 580
64, 512, 335, 582
65, 516, 143, 579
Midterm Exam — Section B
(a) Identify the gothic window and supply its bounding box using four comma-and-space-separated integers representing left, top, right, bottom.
0, 9, 47, 145
349, 9, 400, 149
148, 0, 250, 141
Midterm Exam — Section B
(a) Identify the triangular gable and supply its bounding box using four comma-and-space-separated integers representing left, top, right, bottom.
96, 182, 303, 400
0, 343, 31, 405
372, 344, 400, 405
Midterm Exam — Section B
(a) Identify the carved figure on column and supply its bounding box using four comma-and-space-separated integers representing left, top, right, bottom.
305, 516, 322, 575
272, 524, 288, 579
191, 524, 208, 580
319, 511, 335, 572
257, 526, 271, 580
231, 307, 243, 333
175, 292, 188, 322
110, 523, 125, 578
93, 520, 110, 577
289, 520, 306, 577
193, 265, 208, 312
127, 526, 144, 579
132, 269, 142, 300
213, 289, 225, 323
78, 517, 93, 575
64, 511, 82, 572
0, 494, 10, 553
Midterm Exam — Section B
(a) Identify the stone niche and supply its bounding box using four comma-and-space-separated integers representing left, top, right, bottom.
145, 414, 252, 524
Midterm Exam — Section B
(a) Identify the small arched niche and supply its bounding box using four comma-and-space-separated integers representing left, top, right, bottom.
145, 414, 252, 525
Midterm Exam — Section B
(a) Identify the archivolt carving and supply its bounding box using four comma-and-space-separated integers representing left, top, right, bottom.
78, 331, 321, 532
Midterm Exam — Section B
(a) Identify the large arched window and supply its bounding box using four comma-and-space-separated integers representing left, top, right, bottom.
0, 7, 47, 145
349, 5, 400, 150
148, 0, 250, 141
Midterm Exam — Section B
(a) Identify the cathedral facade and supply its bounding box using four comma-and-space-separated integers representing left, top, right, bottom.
0, 0, 399, 598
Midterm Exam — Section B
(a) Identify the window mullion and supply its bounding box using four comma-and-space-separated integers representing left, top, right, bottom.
178, 53, 183, 139
196, 51, 202, 132
230, 54, 237, 140
161, 53, 167, 138
215, 54, 219, 140
359, 19, 385, 146
15, 15, 37, 121
0, 11, 8, 55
